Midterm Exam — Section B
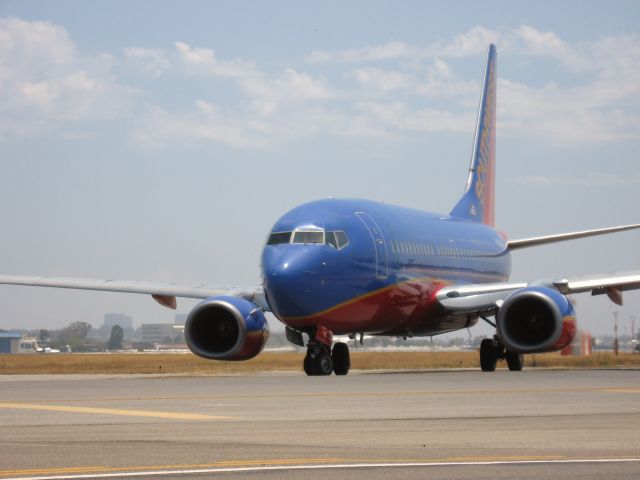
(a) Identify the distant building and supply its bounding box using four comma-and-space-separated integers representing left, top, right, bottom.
18, 337, 42, 353
0, 331, 21, 353
97, 313, 136, 341
103, 313, 133, 330
174, 314, 187, 326
140, 323, 178, 343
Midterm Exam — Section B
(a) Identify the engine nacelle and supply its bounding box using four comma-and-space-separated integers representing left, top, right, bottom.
496, 286, 576, 353
185, 296, 269, 361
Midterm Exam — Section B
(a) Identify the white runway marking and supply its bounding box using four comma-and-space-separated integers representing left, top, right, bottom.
3, 458, 640, 480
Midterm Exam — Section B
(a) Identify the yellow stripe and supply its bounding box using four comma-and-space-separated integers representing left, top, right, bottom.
2, 455, 639, 477
0, 403, 236, 420
0, 458, 342, 477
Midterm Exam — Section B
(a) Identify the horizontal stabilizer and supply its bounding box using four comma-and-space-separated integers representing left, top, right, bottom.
507, 223, 640, 250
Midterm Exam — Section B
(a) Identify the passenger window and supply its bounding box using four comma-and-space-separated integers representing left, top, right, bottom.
267, 232, 292, 245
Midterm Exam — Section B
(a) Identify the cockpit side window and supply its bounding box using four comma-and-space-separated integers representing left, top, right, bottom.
267, 232, 292, 245
334, 231, 349, 249
325, 231, 349, 249
325, 231, 338, 249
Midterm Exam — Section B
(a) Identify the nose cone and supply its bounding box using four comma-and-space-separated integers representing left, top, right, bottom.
262, 246, 325, 319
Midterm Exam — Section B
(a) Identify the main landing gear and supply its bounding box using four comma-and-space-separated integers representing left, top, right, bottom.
480, 335, 523, 372
303, 326, 351, 376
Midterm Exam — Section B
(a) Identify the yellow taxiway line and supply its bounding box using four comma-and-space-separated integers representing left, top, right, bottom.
1, 456, 640, 479
0, 458, 343, 477
0, 403, 236, 421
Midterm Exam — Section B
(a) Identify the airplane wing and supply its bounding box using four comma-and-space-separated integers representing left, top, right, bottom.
507, 223, 640, 250
436, 271, 640, 314
0, 275, 267, 311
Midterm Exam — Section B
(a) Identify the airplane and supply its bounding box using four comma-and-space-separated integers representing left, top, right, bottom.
1, 44, 639, 375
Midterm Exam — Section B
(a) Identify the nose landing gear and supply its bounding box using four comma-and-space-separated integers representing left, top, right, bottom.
304, 342, 334, 375
303, 325, 351, 376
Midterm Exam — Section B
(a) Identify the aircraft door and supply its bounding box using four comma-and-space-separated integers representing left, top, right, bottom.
355, 211, 389, 279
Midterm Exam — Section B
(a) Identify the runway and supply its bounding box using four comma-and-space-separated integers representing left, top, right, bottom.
1, 369, 639, 479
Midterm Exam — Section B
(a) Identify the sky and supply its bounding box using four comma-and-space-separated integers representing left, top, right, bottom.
0, 0, 638, 338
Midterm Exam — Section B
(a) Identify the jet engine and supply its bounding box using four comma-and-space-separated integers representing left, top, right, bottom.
496, 287, 576, 353
185, 296, 269, 361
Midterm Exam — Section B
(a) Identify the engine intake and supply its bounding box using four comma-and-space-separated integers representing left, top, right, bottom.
497, 287, 576, 353
185, 296, 269, 361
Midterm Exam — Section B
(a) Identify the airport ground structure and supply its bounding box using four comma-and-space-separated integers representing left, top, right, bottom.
0, 331, 21, 353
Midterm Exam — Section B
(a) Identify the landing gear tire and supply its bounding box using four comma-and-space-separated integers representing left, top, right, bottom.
304, 341, 334, 376
303, 355, 316, 376
506, 351, 523, 371
316, 354, 334, 375
480, 338, 498, 372
332, 342, 350, 375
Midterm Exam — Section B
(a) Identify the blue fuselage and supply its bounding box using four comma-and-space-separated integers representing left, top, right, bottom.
261, 199, 511, 336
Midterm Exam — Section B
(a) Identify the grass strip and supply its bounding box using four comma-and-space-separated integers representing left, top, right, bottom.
1, 351, 639, 375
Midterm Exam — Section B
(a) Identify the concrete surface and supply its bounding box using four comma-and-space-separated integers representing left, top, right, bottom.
1, 369, 639, 479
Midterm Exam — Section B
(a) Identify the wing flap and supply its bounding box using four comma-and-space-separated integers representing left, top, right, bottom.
437, 271, 640, 315
553, 272, 640, 306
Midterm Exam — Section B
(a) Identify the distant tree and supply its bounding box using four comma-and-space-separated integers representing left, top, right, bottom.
39, 329, 50, 342
58, 322, 92, 345
107, 325, 124, 350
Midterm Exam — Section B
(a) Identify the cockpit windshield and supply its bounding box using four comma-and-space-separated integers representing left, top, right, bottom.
292, 230, 324, 244
266, 228, 349, 249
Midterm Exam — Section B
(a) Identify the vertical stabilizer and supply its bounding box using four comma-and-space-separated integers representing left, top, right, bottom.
450, 44, 496, 226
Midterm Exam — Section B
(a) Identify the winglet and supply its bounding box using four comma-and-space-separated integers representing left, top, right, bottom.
450, 44, 497, 226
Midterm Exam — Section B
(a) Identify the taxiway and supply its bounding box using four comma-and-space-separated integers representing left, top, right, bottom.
1, 369, 639, 479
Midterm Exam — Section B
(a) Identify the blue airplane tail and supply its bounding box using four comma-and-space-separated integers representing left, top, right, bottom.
450, 44, 497, 226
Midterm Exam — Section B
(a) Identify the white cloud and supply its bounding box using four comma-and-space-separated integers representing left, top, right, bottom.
306, 41, 419, 64
0, 17, 133, 138
305, 26, 504, 63
440, 26, 503, 57
173, 41, 259, 78
356, 101, 474, 134
240, 68, 334, 116
2, 18, 638, 149
124, 47, 171, 77
305, 26, 640, 144
351, 68, 411, 94
516, 172, 640, 186
132, 101, 267, 149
